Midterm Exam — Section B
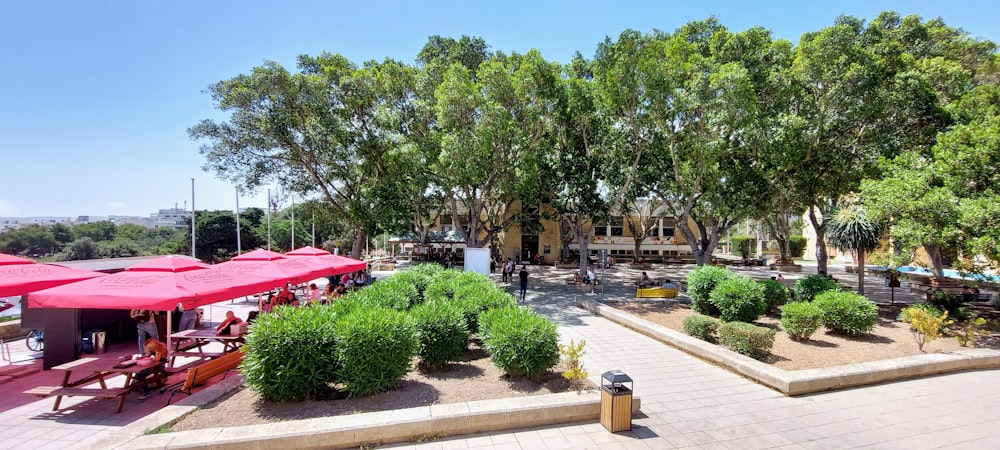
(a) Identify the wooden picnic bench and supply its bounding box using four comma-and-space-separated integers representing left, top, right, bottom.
164, 350, 244, 405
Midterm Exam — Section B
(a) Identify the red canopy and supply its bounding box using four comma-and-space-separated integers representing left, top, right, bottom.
0, 253, 105, 297
126, 256, 211, 272
1, 253, 36, 265
310, 254, 367, 275
27, 257, 279, 311
285, 246, 331, 256
283, 247, 366, 276
216, 249, 333, 285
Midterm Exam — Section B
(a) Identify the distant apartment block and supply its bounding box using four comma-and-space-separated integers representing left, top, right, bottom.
1, 207, 191, 231
149, 208, 192, 230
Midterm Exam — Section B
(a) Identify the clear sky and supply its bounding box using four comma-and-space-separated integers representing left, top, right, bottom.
2, 0, 996, 218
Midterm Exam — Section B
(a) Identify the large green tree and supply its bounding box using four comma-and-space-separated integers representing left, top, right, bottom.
431, 49, 558, 248
191, 54, 415, 258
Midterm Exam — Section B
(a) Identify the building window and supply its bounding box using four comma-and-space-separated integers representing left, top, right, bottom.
610, 217, 623, 237
664, 227, 675, 238
594, 221, 608, 236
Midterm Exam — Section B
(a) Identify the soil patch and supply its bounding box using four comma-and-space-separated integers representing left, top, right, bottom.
612, 301, 1000, 370
172, 341, 595, 431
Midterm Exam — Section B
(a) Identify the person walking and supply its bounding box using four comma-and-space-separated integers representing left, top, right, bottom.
518, 265, 529, 302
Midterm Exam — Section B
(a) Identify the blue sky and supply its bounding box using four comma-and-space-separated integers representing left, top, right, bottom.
2, 0, 996, 218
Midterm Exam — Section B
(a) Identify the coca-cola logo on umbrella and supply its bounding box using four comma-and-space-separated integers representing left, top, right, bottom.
96, 273, 166, 288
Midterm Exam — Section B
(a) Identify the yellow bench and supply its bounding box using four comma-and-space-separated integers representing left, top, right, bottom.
636, 287, 678, 298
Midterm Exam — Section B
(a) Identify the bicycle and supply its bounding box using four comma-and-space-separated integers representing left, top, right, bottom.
25, 329, 44, 352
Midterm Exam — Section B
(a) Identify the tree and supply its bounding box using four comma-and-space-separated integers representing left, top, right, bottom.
596, 23, 778, 265
432, 50, 557, 248
785, 15, 914, 274
73, 221, 117, 242
55, 237, 99, 261
50, 223, 74, 246
547, 53, 612, 273
622, 198, 663, 263
0, 225, 60, 256
191, 54, 416, 258
826, 205, 887, 294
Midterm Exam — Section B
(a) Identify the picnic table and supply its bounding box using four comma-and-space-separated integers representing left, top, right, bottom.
168, 328, 246, 366
25, 356, 165, 413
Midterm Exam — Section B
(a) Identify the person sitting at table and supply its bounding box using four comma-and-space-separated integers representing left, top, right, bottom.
661, 278, 677, 289
307, 283, 321, 306
275, 283, 297, 307
961, 285, 975, 303
216, 311, 245, 335
136, 337, 168, 400
259, 292, 275, 313
638, 272, 651, 287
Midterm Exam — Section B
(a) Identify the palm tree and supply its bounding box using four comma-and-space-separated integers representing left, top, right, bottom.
826, 205, 887, 295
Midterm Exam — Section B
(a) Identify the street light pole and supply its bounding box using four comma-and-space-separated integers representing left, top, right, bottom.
190, 178, 196, 259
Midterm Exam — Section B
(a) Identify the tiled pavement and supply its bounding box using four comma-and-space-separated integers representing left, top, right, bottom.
382, 264, 1000, 449
3, 264, 999, 449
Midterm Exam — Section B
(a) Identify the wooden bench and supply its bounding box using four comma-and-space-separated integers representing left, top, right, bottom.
636, 287, 678, 299
25, 385, 131, 413
974, 293, 994, 302
164, 351, 243, 404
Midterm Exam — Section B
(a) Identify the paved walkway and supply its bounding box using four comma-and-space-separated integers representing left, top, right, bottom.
2, 264, 998, 449
382, 263, 1000, 449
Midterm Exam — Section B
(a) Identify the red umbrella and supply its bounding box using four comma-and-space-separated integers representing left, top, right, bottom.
285, 246, 331, 256
126, 256, 211, 272
27, 257, 278, 310
216, 249, 333, 285
284, 247, 367, 275
1, 253, 36, 265
0, 253, 105, 297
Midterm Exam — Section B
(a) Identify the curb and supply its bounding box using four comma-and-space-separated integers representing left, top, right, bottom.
577, 297, 1000, 396
96, 388, 640, 450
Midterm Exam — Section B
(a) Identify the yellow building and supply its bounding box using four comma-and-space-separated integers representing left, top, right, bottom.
397, 202, 697, 265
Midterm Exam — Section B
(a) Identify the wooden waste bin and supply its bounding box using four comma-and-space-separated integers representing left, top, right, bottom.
600, 370, 633, 432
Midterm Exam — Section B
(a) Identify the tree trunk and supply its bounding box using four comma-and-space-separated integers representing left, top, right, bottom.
574, 215, 590, 276
924, 244, 946, 280
632, 238, 644, 263
351, 228, 366, 259
808, 205, 828, 275
775, 235, 790, 262
857, 250, 866, 295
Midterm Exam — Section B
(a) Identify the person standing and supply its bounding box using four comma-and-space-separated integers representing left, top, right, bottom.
515, 249, 521, 265
177, 303, 198, 331
130, 308, 158, 354
518, 265, 529, 302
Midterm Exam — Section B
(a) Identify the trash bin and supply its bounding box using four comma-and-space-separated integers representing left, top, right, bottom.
600, 370, 633, 432
93, 330, 107, 354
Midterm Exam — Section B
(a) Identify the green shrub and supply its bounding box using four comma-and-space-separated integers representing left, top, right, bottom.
241, 305, 340, 402
709, 276, 766, 322
347, 276, 417, 310
410, 301, 469, 370
479, 307, 559, 379
813, 291, 878, 336
424, 270, 463, 303
759, 279, 790, 313
687, 265, 735, 316
731, 235, 755, 258
451, 280, 517, 333
682, 314, 719, 342
780, 301, 823, 340
335, 307, 418, 397
394, 262, 445, 301
929, 290, 963, 315
788, 235, 807, 258
792, 274, 840, 302
718, 321, 776, 359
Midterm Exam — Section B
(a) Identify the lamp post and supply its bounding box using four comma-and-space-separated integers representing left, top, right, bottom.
190, 178, 196, 259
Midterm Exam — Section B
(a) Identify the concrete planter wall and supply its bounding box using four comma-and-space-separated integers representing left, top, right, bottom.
0, 320, 27, 341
